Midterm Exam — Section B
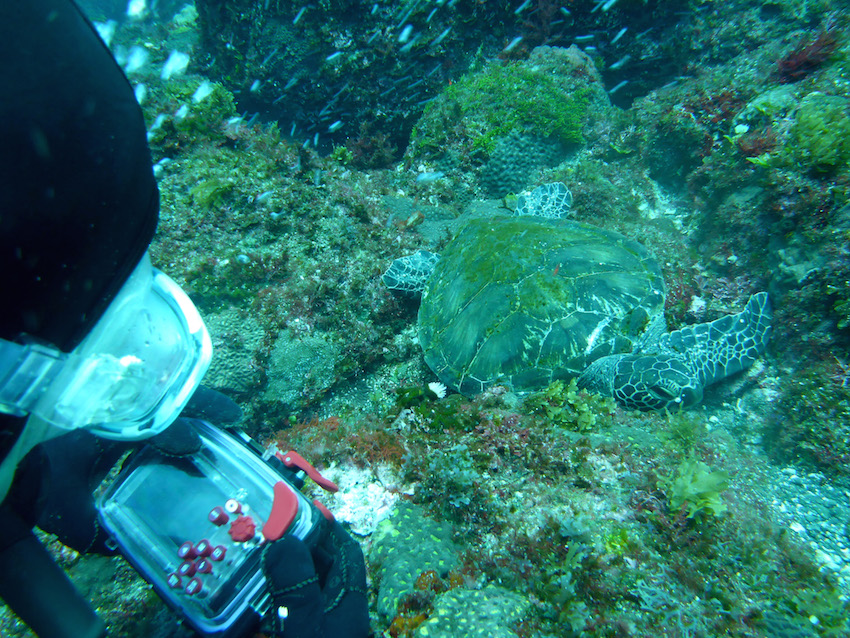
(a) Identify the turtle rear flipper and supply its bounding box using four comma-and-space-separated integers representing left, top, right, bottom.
661, 292, 772, 387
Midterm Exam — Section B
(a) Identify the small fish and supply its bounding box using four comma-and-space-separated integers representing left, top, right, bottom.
193, 80, 214, 103
431, 27, 451, 47
399, 24, 414, 43
126, 0, 146, 19
416, 171, 445, 183
609, 55, 631, 70
400, 36, 419, 53
94, 20, 116, 47
134, 84, 146, 105
608, 80, 628, 94
124, 46, 149, 73
610, 27, 627, 44
161, 51, 190, 80
261, 48, 279, 67
503, 36, 523, 53
149, 113, 166, 132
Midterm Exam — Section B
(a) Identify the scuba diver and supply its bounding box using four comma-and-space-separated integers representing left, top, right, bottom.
0, 2, 370, 637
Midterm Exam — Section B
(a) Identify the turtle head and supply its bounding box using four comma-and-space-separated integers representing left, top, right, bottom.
612, 354, 703, 411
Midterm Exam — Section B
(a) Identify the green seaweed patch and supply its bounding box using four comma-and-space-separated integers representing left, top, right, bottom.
390, 387, 480, 433
785, 584, 850, 636
523, 378, 616, 433
413, 61, 590, 157
185, 252, 285, 311
657, 410, 708, 454
189, 176, 235, 209
602, 527, 633, 556
662, 457, 729, 519
147, 80, 237, 151
787, 92, 850, 171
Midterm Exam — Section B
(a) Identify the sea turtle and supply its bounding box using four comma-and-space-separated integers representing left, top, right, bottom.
383, 183, 772, 410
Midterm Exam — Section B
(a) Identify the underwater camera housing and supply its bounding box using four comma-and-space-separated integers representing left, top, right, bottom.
97, 419, 327, 637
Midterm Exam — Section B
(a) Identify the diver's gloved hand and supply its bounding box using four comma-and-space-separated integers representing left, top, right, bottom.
262, 520, 369, 638
31, 417, 203, 554
180, 385, 243, 425
26, 386, 242, 554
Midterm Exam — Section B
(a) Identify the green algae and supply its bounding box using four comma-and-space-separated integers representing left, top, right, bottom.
412, 61, 591, 158
524, 378, 617, 433
662, 457, 730, 519
789, 92, 850, 171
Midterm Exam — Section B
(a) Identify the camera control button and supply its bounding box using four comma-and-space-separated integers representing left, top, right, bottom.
185, 577, 203, 596
229, 515, 257, 542
208, 506, 229, 526
177, 541, 197, 560
177, 560, 197, 577
195, 539, 213, 557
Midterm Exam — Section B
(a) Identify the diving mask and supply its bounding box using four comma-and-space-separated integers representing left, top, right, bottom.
0, 253, 212, 440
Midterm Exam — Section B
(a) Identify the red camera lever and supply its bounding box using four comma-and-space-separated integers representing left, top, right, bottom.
275, 451, 339, 493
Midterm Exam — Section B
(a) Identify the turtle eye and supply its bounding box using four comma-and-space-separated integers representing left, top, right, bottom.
649, 385, 676, 401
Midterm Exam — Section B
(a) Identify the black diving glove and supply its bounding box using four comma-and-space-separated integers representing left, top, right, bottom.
14, 387, 241, 554
262, 519, 370, 638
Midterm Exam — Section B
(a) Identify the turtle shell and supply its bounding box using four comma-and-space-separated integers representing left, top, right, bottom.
418, 216, 665, 396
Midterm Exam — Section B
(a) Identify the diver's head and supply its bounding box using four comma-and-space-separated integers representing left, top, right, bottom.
0, 72, 210, 441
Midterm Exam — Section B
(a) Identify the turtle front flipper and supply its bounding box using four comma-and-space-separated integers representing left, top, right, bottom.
659, 291, 772, 387
578, 293, 772, 411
